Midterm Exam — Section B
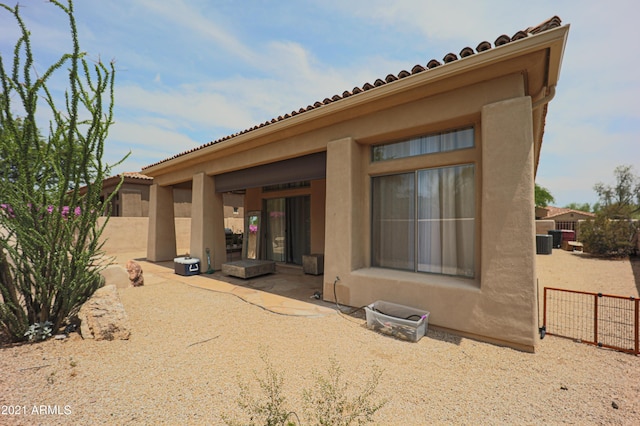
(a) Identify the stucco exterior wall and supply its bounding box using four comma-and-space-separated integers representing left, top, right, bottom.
102, 181, 150, 217
536, 220, 555, 235
146, 73, 542, 350
99, 217, 191, 255
223, 192, 245, 233
142, 24, 569, 350
323, 91, 539, 351
173, 188, 192, 218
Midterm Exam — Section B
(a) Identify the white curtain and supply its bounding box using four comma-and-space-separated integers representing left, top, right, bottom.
372, 173, 414, 270
373, 127, 474, 161
417, 164, 475, 277
266, 198, 285, 262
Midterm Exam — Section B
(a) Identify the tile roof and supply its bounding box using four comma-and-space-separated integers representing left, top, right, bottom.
542, 206, 596, 219
143, 16, 562, 171
120, 171, 153, 181
100, 171, 153, 187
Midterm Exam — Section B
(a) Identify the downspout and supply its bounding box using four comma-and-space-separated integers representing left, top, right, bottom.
532, 85, 556, 110
531, 85, 557, 179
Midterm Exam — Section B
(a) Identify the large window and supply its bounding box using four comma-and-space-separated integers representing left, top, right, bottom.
372, 127, 474, 161
371, 128, 476, 278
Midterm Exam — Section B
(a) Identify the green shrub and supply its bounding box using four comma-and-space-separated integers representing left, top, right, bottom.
23, 321, 53, 342
579, 215, 639, 257
223, 353, 298, 426
223, 355, 387, 426
302, 357, 387, 426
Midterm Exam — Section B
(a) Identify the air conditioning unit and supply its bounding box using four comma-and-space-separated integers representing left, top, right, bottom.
536, 234, 553, 255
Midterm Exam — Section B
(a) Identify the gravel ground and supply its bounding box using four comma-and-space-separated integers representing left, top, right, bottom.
1, 250, 639, 425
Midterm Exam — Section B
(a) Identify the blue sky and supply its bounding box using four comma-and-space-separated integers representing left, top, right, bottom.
1, 0, 638, 207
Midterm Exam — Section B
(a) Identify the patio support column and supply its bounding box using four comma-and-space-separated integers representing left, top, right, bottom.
480, 95, 538, 348
147, 183, 176, 262
323, 137, 365, 304
190, 172, 225, 271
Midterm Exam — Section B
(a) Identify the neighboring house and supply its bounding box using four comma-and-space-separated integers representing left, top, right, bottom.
93, 172, 190, 217
535, 206, 595, 231
143, 17, 569, 352
91, 172, 243, 225
97, 172, 153, 217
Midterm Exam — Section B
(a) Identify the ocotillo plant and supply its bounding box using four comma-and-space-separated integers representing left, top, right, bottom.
0, 0, 126, 341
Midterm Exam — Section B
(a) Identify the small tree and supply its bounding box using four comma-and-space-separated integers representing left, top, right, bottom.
0, 0, 124, 341
535, 183, 555, 207
593, 165, 640, 219
563, 202, 592, 213
579, 165, 640, 257
579, 216, 638, 258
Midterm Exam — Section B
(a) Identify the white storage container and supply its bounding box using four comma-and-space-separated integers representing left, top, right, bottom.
365, 300, 430, 342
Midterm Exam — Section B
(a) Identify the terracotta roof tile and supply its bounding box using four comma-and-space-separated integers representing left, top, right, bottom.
443, 52, 458, 63
121, 171, 153, 181
476, 41, 492, 52
426, 59, 441, 69
494, 34, 511, 46
459, 47, 475, 58
544, 206, 596, 219
385, 74, 398, 83
410, 64, 425, 74
511, 30, 528, 41
143, 16, 563, 170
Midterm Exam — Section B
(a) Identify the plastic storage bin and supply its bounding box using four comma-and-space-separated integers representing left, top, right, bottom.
173, 257, 200, 276
365, 300, 430, 342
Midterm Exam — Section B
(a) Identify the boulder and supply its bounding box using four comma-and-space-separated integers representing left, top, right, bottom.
78, 285, 131, 340
125, 260, 144, 287
100, 265, 129, 289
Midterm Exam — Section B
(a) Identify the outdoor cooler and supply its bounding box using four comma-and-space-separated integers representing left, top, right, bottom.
173, 256, 200, 276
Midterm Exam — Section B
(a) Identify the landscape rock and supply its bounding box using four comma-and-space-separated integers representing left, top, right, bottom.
126, 260, 144, 287
100, 264, 129, 289
78, 285, 131, 340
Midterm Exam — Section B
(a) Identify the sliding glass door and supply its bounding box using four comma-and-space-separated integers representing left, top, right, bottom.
265, 196, 310, 265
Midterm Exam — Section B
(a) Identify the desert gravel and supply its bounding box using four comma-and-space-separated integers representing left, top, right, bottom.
1, 250, 639, 425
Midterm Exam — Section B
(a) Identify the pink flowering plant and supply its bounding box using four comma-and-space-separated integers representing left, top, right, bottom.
0, 1, 126, 342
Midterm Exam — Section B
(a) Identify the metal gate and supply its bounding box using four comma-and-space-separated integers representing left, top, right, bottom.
543, 287, 640, 355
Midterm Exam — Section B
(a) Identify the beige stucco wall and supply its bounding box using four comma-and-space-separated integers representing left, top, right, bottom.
535, 206, 548, 219
99, 217, 190, 255
146, 73, 542, 351
102, 181, 150, 217
536, 220, 555, 235
173, 188, 192, 218
223, 192, 245, 233
101, 181, 194, 218
143, 30, 568, 350
241, 178, 326, 257
321, 78, 539, 351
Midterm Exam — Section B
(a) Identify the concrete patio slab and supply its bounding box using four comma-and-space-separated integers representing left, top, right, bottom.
109, 255, 336, 318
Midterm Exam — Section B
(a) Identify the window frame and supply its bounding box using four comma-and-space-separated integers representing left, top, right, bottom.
371, 126, 475, 162
369, 126, 479, 279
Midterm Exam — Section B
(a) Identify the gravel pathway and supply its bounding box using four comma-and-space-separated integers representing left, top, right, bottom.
1, 250, 639, 425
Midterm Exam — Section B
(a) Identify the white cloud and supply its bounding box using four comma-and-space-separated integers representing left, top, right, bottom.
5, 0, 638, 206
133, 0, 255, 63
